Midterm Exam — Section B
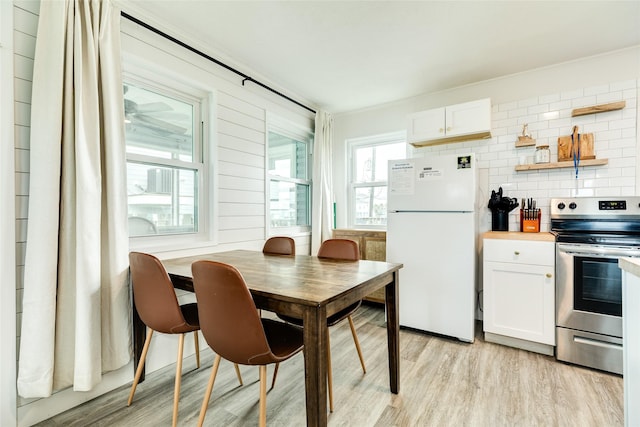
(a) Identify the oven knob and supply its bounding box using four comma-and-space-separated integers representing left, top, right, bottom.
569, 202, 577, 209
557, 202, 566, 209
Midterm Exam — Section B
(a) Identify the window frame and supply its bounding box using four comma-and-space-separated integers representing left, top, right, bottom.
266, 114, 314, 237
123, 72, 213, 249
347, 131, 407, 229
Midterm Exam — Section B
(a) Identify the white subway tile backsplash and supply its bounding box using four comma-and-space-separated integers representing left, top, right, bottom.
537, 128, 560, 138
597, 92, 624, 104
508, 107, 528, 118
609, 157, 636, 168
572, 96, 597, 108
499, 101, 518, 112
611, 80, 637, 91
610, 176, 636, 188
549, 100, 572, 111
518, 97, 538, 108
609, 118, 635, 130
596, 187, 623, 197
623, 107, 637, 119
561, 88, 584, 100
597, 129, 623, 141
539, 93, 561, 103
492, 110, 508, 120
582, 122, 609, 133
528, 104, 549, 115
584, 84, 610, 96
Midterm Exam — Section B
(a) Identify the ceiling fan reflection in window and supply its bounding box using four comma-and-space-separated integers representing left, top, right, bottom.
123, 84, 194, 158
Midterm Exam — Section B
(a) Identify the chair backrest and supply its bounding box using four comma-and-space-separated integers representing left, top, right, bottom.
317, 239, 360, 261
191, 260, 274, 365
262, 236, 296, 256
129, 252, 189, 333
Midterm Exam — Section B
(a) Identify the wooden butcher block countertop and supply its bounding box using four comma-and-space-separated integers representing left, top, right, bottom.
483, 231, 556, 242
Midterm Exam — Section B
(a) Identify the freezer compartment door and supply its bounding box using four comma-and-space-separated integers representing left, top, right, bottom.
387, 211, 476, 342
388, 153, 477, 212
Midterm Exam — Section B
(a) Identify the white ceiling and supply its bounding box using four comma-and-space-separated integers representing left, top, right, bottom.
123, 1, 640, 114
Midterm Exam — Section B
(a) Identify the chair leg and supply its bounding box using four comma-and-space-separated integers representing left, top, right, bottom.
347, 315, 366, 373
172, 333, 185, 427
198, 355, 221, 427
127, 328, 153, 406
326, 328, 334, 413
194, 331, 200, 369
259, 365, 267, 427
234, 363, 243, 386
270, 362, 280, 390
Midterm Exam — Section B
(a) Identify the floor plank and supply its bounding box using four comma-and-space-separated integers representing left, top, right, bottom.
34, 304, 623, 426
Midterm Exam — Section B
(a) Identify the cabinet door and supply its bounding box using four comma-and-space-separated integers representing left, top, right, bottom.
445, 98, 491, 137
407, 107, 445, 142
483, 261, 555, 345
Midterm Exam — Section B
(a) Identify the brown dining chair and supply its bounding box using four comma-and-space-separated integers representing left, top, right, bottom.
262, 236, 295, 387
262, 236, 296, 256
127, 252, 243, 427
276, 238, 366, 412
192, 260, 304, 427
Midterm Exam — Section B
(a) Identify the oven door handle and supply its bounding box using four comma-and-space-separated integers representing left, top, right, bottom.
557, 243, 640, 258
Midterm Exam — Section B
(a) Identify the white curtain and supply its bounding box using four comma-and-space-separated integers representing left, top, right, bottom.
17, 0, 130, 397
311, 111, 334, 255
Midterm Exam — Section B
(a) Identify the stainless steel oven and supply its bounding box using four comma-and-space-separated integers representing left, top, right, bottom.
551, 197, 640, 375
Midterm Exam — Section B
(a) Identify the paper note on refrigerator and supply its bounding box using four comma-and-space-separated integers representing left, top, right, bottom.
389, 161, 415, 195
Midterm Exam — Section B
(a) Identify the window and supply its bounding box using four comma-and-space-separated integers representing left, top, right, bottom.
267, 118, 313, 233
124, 78, 205, 238
348, 132, 407, 228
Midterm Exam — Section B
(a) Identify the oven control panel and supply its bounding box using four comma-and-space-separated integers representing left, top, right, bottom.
599, 200, 626, 210
551, 197, 640, 219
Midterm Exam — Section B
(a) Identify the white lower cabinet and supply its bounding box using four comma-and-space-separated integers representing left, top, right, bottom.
483, 234, 555, 355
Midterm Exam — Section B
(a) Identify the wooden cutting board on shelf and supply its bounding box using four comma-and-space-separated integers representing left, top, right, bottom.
558, 126, 595, 162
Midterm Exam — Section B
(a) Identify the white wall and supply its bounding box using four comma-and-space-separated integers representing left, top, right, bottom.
1, 1, 17, 425
333, 47, 640, 229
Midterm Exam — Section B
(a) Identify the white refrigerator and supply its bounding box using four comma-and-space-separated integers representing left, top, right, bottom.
387, 153, 477, 342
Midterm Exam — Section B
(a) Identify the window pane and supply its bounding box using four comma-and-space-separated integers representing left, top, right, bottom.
355, 146, 374, 183
124, 83, 194, 162
127, 162, 198, 236
269, 180, 310, 227
354, 186, 387, 226
268, 132, 308, 179
374, 142, 406, 181
354, 142, 405, 183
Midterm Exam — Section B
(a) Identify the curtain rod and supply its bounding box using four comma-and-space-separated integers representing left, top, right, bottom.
120, 11, 317, 115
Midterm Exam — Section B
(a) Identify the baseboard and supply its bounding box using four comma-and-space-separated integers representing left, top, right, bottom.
484, 332, 555, 356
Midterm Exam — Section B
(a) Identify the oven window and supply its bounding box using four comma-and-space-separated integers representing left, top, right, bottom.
574, 257, 622, 316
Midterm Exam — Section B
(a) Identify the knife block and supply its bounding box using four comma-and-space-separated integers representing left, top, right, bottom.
520, 209, 541, 233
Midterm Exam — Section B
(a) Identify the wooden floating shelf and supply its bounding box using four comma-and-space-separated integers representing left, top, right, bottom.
515, 137, 536, 148
515, 158, 608, 171
572, 101, 626, 117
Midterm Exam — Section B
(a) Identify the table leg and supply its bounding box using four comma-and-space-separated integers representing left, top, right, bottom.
302, 305, 328, 427
385, 271, 400, 394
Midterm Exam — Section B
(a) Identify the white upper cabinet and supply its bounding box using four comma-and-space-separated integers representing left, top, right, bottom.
407, 98, 492, 146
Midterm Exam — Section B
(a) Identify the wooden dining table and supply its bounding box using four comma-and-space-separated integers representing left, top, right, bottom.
132, 249, 402, 426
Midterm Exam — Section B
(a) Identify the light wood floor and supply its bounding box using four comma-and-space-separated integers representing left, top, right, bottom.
35, 304, 623, 426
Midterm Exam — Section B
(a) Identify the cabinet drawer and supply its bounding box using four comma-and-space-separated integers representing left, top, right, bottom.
483, 238, 554, 265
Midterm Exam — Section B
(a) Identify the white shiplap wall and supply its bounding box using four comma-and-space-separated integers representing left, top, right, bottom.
1, 0, 17, 425
12, 3, 314, 425
13, 1, 38, 413
415, 79, 638, 232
